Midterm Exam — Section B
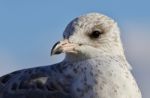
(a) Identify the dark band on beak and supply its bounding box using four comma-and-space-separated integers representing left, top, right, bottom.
51, 39, 78, 56
51, 41, 61, 55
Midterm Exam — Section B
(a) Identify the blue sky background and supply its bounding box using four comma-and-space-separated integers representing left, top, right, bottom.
0, 0, 150, 97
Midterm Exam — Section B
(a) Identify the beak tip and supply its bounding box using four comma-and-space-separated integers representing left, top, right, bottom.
51, 50, 62, 56
51, 48, 63, 56
50, 52, 54, 56
50, 41, 61, 56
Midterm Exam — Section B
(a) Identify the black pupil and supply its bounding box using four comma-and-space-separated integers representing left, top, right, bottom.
91, 31, 101, 38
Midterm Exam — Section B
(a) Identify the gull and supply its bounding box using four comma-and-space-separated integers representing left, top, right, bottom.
0, 13, 142, 98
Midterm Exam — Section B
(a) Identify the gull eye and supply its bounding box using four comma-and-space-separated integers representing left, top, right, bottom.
90, 30, 102, 38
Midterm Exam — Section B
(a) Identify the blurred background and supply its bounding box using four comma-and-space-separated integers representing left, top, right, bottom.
0, 0, 149, 97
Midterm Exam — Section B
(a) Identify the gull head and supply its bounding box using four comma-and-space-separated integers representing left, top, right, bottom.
51, 13, 124, 61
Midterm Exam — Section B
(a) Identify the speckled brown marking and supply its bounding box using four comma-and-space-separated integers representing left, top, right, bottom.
84, 76, 87, 82
94, 80, 98, 84
102, 80, 107, 84
95, 73, 98, 77
90, 72, 93, 76
96, 65, 98, 67
73, 68, 78, 73
98, 69, 103, 75
84, 67, 87, 70
0, 12, 142, 98
11, 82, 18, 91
0, 75, 11, 84
76, 88, 82, 92
114, 89, 117, 93
100, 86, 103, 90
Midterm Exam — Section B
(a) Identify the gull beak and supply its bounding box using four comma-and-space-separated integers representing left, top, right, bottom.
51, 39, 78, 56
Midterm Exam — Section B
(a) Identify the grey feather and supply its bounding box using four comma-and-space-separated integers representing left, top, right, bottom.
0, 12, 142, 98
0, 63, 72, 98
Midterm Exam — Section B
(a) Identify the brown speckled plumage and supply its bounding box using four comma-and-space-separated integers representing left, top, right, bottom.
0, 13, 142, 98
